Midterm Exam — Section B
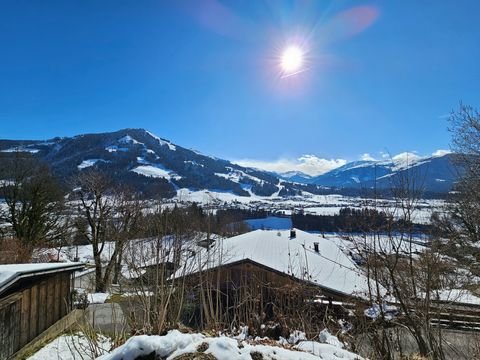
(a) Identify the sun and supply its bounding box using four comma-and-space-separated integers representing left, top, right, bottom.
280, 45, 304, 74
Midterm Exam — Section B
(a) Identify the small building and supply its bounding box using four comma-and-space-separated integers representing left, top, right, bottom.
0, 263, 84, 360
176, 229, 372, 298
171, 229, 378, 330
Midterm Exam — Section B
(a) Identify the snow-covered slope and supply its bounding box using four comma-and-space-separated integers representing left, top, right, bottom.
277, 170, 315, 184
0, 129, 283, 198
0, 129, 461, 197
311, 152, 459, 193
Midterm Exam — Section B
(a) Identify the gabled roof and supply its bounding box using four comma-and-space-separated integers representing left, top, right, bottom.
174, 229, 378, 299
0, 263, 84, 296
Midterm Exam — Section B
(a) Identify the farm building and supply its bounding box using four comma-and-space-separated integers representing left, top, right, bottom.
175, 229, 372, 298
171, 229, 377, 330
0, 262, 84, 360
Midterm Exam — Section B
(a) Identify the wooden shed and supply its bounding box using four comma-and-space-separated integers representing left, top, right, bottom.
0, 263, 84, 360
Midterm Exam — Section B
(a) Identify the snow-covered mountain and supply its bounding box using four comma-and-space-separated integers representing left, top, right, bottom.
310, 152, 460, 194
0, 129, 461, 198
276, 171, 315, 184
0, 129, 283, 198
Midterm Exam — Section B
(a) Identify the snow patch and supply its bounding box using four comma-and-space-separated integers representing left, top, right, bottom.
105, 145, 129, 153
1, 147, 40, 153
364, 302, 398, 320
132, 165, 181, 180
319, 329, 344, 349
78, 159, 109, 170
118, 135, 143, 145
145, 131, 176, 151
28, 332, 111, 360
98, 330, 363, 360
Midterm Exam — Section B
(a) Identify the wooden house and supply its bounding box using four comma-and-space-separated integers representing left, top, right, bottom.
0, 263, 84, 359
171, 229, 376, 329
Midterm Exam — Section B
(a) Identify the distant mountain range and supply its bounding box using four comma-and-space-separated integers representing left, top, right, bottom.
308, 152, 461, 194
276, 171, 315, 184
0, 129, 462, 199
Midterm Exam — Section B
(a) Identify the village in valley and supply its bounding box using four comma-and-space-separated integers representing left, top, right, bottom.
1, 136, 480, 360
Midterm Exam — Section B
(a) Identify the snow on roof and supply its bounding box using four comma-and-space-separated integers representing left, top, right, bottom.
432, 289, 480, 306
0, 263, 84, 295
176, 229, 375, 299
123, 233, 224, 269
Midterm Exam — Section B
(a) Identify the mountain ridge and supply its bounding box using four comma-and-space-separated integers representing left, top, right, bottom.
0, 128, 460, 198
311, 152, 460, 193
0, 128, 283, 198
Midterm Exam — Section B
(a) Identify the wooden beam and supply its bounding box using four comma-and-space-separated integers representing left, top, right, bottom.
20, 288, 30, 347
29, 284, 39, 341
38, 281, 47, 333
54, 274, 61, 322
46, 278, 55, 327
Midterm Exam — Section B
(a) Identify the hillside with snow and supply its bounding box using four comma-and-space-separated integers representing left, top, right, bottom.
310, 151, 461, 194
0, 129, 283, 198
0, 129, 461, 199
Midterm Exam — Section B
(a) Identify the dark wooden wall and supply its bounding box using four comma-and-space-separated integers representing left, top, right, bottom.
0, 294, 21, 360
0, 272, 72, 360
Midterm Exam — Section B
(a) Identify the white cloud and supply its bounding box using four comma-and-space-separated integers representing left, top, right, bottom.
391, 151, 421, 162
360, 153, 376, 161
233, 155, 347, 176
380, 151, 390, 159
432, 149, 451, 157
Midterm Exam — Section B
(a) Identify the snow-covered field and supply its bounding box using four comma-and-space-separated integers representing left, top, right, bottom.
173, 189, 445, 224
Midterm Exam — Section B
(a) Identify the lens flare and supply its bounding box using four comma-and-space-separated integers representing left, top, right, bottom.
280, 46, 304, 74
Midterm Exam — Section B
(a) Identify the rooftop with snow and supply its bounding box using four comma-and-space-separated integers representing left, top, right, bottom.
174, 229, 373, 299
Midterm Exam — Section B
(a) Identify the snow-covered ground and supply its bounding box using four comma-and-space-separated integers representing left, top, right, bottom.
27, 327, 363, 360
98, 329, 363, 360
27, 333, 111, 360
74, 289, 110, 304
172, 189, 444, 225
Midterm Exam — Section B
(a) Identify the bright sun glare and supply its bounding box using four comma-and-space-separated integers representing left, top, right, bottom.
280, 46, 304, 74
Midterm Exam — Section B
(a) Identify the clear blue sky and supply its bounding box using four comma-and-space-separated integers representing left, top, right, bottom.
0, 0, 479, 166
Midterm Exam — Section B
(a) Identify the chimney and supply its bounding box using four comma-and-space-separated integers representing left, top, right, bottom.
290, 229, 296, 239
313, 242, 319, 253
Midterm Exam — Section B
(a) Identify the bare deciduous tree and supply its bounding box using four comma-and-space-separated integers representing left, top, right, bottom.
355, 163, 452, 359
0, 152, 64, 258
448, 104, 480, 246
74, 170, 114, 292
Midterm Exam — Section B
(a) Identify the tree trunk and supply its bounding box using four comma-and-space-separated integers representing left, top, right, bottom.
94, 253, 105, 292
